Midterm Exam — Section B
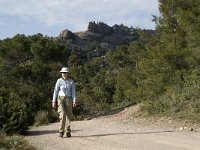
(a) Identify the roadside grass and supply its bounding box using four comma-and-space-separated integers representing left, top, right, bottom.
0, 132, 36, 150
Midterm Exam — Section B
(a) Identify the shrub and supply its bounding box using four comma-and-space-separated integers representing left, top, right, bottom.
0, 131, 36, 150
34, 111, 49, 127
48, 109, 59, 123
0, 88, 29, 134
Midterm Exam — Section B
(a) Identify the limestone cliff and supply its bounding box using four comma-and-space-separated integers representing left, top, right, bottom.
57, 21, 154, 60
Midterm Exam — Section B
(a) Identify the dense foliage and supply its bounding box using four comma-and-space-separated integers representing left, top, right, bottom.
0, 0, 199, 134
0, 34, 65, 134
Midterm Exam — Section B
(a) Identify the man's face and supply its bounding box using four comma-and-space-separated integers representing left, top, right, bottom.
62, 72, 69, 78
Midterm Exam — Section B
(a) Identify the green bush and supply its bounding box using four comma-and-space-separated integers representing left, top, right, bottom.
0, 88, 28, 134
48, 109, 59, 123
0, 131, 36, 150
34, 111, 49, 127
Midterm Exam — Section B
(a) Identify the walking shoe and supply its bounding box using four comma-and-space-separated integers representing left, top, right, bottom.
66, 132, 71, 137
66, 125, 71, 137
59, 132, 64, 137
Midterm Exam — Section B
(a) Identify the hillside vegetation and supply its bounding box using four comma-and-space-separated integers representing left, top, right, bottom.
0, 0, 199, 136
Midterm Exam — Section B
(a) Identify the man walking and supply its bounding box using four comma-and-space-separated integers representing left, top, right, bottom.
52, 67, 76, 137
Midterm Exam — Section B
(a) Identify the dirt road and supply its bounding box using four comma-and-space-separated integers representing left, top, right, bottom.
25, 106, 200, 150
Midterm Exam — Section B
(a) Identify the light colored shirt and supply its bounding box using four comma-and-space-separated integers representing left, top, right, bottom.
52, 78, 76, 102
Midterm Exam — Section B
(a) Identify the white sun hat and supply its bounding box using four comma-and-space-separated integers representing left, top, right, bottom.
60, 67, 70, 73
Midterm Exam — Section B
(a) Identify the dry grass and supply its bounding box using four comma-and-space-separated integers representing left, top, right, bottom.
0, 132, 36, 150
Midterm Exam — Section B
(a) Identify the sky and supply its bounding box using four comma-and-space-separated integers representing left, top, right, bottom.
0, 0, 160, 40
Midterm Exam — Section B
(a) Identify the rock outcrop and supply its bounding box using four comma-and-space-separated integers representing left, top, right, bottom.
57, 21, 154, 60
58, 21, 141, 46
87, 21, 113, 35
59, 29, 75, 41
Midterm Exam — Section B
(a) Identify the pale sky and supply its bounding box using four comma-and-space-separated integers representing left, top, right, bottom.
0, 0, 160, 40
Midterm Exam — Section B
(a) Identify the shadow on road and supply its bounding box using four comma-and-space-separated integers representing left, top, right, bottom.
23, 127, 174, 137
24, 129, 82, 136
72, 130, 174, 138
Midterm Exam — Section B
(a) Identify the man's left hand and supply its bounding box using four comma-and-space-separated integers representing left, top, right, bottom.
73, 101, 76, 108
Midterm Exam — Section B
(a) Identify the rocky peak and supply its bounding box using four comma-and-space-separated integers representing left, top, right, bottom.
87, 21, 113, 35
59, 29, 75, 41
57, 21, 154, 52
56, 22, 155, 60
